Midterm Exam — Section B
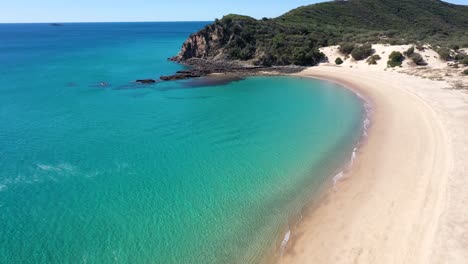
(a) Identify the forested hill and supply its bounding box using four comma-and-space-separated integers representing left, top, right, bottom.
172, 0, 468, 66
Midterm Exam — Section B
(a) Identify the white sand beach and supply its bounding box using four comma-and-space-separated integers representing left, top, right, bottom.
281, 55, 468, 263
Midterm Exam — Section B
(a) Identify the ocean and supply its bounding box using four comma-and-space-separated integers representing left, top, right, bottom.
0, 22, 364, 263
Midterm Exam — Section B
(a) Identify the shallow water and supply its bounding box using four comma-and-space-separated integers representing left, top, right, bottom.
0, 22, 364, 263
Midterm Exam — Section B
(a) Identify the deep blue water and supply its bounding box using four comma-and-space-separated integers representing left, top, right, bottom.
0, 22, 364, 263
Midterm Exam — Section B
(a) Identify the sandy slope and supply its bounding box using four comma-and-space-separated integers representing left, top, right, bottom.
320, 45, 468, 90
280, 65, 468, 263
320, 44, 448, 70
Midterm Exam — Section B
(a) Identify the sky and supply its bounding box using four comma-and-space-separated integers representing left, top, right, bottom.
0, 0, 467, 23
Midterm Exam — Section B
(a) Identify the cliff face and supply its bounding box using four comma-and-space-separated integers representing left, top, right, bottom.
171, 23, 227, 62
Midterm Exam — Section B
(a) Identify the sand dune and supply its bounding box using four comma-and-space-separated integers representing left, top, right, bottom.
281, 64, 468, 263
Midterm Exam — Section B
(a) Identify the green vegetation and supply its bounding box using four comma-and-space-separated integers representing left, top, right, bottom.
388, 51, 404, 67
351, 44, 373, 61
335, 57, 344, 65
178, 0, 468, 66
437, 48, 453, 61
339, 43, 356, 55
454, 53, 468, 66
462, 57, 468, 66
207, 15, 327, 66
454, 53, 465, 61
463, 69, 468, 75
366, 54, 381, 65
281, 0, 468, 47
450, 44, 460, 51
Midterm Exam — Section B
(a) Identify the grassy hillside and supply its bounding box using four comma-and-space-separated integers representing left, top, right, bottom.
278, 0, 468, 45
175, 0, 468, 66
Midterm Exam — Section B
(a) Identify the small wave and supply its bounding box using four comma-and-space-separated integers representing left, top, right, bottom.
0, 184, 7, 192
349, 147, 358, 168
362, 100, 372, 137
333, 171, 344, 188
36, 163, 75, 173
280, 228, 292, 256
37, 164, 58, 172
333, 96, 372, 188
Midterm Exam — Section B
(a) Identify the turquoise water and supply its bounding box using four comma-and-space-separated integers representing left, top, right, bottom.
0, 23, 364, 263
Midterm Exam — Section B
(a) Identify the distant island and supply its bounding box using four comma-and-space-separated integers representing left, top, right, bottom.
165, 0, 467, 79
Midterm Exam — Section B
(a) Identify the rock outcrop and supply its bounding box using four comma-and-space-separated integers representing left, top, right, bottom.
136, 79, 156, 84
171, 23, 227, 62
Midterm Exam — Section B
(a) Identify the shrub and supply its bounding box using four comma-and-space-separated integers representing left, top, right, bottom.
388, 51, 404, 67
366, 54, 381, 65
351, 43, 373, 60
410, 52, 426, 65
437, 48, 452, 61
449, 44, 460, 51
416, 44, 425, 51
454, 53, 465, 61
339, 43, 356, 55
291, 47, 325, 66
463, 69, 468, 75
404, 46, 415, 56
462, 57, 468, 66
335, 57, 344, 65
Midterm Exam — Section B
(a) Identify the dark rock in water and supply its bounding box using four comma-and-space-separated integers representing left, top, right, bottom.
159, 58, 304, 82
50, 23, 64, 26
136, 79, 156, 84
160, 69, 208, 81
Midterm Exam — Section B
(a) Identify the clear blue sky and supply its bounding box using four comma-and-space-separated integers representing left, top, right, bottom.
1, 0, 466, 23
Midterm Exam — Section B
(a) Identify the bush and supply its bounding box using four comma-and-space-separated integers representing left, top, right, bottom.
463, 69, 468, 75
291, 47, 325, 66
404, 46, 415, 56
335, 57, 344, 65
410, 52, 426, 65
351, 43, 373, 60
366, 54, 381, 65
450, 44, 460, 51
462, 57, 468, 66
339, 43, 356, 55
388, 51, 404, 67
454, 53, 465, 61
416, 44, 425, 51
437, 48, 452, 61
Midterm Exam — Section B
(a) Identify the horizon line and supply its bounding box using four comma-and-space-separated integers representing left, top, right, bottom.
0, 20, 215, 24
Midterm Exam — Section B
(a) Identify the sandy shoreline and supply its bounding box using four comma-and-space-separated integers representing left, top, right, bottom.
279, 65, 468, 263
